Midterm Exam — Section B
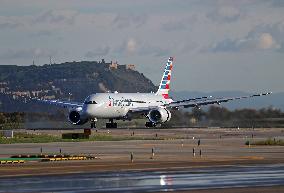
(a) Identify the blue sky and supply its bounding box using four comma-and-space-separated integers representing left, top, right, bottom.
0, 0, 283, 92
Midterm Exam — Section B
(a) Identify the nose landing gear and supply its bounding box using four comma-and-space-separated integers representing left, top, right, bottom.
90, 118, 97, 128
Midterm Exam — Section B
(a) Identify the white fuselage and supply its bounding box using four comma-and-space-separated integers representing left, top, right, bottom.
82, 93, 172, 119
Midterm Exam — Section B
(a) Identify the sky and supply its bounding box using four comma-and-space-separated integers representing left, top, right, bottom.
0, 0, 284, 93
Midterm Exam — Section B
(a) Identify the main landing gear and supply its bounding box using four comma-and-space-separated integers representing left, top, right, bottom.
90, 118, 97, 128
90, 122, 96, 128
106, 119, 117, 128
145, 122, 156, 128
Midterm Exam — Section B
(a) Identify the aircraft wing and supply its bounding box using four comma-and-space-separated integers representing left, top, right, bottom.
166, 92, 272, 108
33, 98, 83, 109
1, 93, 83, 109
127, 96, 216, 113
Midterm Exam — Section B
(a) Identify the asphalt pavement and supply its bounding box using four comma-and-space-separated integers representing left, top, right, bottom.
0, 164, 283, 193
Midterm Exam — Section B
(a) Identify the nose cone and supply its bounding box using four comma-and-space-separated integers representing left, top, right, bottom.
84, 104, 95, 117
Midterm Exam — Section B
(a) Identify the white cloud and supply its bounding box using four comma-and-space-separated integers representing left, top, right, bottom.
113, 38, 170, 57
112, 13, 147, 29
30, 30, 53, 37
85, 46, 110, 58
34, 10, 78, 25
0, 48, 57, 60
161, 19, 187, 31
270, 0, 284, 7
112, 38, 138, 56
126, 38, 137, 54
258, 33, 278, 49
0, 0, 284, 92
207, 6, 241, 23
206, 29, 281, 53
138, 44, 170, 57
0, 16, 23, 29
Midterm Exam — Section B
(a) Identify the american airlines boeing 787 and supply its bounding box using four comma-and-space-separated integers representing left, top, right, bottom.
17, 57, 271, 128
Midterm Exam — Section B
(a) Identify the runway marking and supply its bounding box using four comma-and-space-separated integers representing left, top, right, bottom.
240, 156, 264, 160
142, 144, 158, 147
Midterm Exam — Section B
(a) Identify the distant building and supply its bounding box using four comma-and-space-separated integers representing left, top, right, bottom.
0, 88, 6, 93
43, 95, 56, 100
12, 91, 30, 97
0, 82, 8, 86
31, 91, 42, 97
109, 61, 118, 70
51, 86, 62, 95
126, 64, 135, 70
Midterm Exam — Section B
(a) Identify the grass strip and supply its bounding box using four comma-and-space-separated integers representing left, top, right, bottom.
0, 132, 164, 144
246, 138, 284, 146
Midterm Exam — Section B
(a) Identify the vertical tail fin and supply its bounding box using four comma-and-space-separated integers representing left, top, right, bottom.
156, 57, 173, 99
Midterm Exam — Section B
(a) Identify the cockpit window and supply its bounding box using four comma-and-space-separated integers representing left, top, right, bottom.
84, 101, 97, 104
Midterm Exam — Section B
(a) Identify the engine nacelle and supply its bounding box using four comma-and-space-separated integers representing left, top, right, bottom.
68, 110, 88, 125
148, 108, 171, 123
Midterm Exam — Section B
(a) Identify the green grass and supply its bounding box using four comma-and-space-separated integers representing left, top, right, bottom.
246, 138, 284, 146
0, 132, 163, 144
0, 133, 62, 144
0, 157, 41, 161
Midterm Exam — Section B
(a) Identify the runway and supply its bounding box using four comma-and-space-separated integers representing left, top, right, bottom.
0, 164, 283, 193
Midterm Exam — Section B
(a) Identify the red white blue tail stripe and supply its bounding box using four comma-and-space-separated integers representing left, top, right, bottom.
156, 57, 173, 99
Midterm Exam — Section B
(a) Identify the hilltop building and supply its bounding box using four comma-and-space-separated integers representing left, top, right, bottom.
109, 60, 136, 71
109, 61, 118, 70
126, 64, 135, 70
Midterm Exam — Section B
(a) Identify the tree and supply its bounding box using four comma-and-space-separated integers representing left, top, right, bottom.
207, 106, 231, 121
192, 107, 205, 121
0, 113, 6, 125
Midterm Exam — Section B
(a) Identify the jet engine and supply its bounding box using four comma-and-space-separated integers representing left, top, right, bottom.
68, 110, 88, 125
148, 108, 171, 123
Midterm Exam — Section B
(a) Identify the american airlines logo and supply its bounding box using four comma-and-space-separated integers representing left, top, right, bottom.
108, 96, 146, 107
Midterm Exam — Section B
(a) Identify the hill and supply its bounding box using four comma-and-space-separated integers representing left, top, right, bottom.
0, 60, 157, 112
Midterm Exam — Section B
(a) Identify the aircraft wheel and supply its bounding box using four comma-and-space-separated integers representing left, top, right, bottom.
91, 122, 96, 128
145, 122, 156, 128
106, 122, 117, 128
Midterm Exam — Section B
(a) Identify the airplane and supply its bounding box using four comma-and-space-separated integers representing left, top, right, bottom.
6, 57, 271, 128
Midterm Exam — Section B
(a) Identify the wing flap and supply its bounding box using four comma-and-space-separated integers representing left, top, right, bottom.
128, 106, 160, 113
